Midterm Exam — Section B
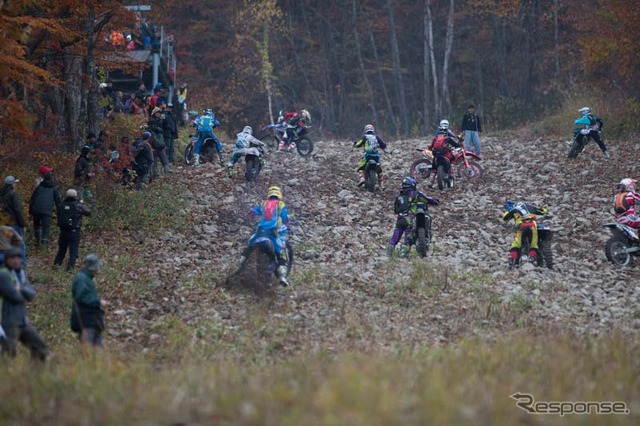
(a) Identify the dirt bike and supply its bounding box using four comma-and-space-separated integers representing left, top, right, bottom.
567, 128, 600, 159
225, 229, 294, 295
410, 146, 482, 185
511, 215, 554, 269
259, 123, 314, 157
362, 151, 382, 192
184, 134, 218, 165
412, 202, 433, 258
243, 142, 267, 182
603, 222, 640, 267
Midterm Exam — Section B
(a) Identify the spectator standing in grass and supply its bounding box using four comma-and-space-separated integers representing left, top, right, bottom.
29, 172, 61, 248
0, 226, 22, 265
163, 103, 179, 163
53, 189, 91, 272
0, 176, 27, 265
0, 247, 48, 361
71, 254, 108, 347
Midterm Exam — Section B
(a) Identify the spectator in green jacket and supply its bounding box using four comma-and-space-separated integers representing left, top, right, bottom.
71, 254, 109, 347
0, 176, 27, 265
0, 247, 47, 361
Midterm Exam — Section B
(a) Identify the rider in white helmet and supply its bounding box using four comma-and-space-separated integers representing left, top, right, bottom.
614, 178, 640, 229
573, 106, 609, 159
353, 124, 387, 187
226, 125, 266, 177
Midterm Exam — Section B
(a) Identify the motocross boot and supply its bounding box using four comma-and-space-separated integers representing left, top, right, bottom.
237, 255, 247, 270
218, 152, 225, 166
378, 173, 384, 189
287, 142, 296, 153
386, 245, 395, 257
226, 164, 233, 178
399, 245, 409, 258
277, 265, 290, 286
604, 150, 611, 159
358, 171, 365, 186
35, 228, 43, 246
193, 153, 200, 166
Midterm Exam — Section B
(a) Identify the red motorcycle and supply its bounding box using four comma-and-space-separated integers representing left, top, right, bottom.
410, 145, 483, 189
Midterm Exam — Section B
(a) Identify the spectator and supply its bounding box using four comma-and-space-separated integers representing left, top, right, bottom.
110, 30, 125, 49
97, 130, 109, 153
53, 189, 91, 271
85, 132, 98, 150
460, 104, 483, 156
0, 176, 27, 265
34, 165, 53, 188
74, 145, 93, 204
0, 247, 48, 361
125, 34, 135, 51
125, 92, 138, 114
148, 108, 170, 177
133, 134, 154, 189
114, 91, 126, 113
70, 254, 108, 348
163, 103, 179, 163
135, 82, 147, 104
29, 172, 61, 247
0, 226, 22, 265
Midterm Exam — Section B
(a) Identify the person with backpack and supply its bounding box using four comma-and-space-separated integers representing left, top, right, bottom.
148, 108, 170, 177
427, 120, 462, 189
460, 104, 483, 156
192, 108, 224, 166
53, 189, 91, 271
614, 178, 640, 229
573, 106, 609, 159
0, 247, 48, 361
28, 172, 61, 247
502, 199, 548, 268
133, 133, 154, 189
0, 176, 27, 265
238, 186, 291, 286
353, 124, 387, 187
70, 254, 109, 347
387, 177, 439, 257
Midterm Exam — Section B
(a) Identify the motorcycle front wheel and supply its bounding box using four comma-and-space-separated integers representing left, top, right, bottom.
184, 144, 194, 165
456, 160, 483, 180
262, 135, 280, 150
365, 167, 377, 192
568, 137, 585, 159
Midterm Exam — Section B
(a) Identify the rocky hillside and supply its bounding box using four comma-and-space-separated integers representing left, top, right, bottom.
106, 131, 640, 355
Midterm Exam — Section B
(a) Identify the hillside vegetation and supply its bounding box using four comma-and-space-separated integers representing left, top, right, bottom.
1, 129, 639, 423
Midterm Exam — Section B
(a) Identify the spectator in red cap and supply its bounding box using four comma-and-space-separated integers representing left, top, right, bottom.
35, 166, 53, 188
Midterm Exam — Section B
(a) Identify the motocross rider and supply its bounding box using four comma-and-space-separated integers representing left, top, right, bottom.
226, 126, 265, 177
387, 176, 439, 257
573, 107, 609, 159
614, 178, 640, 229
280, 109, 311, 152
353, 124, 387, 187
427, 119, 461, 189
239, 186, 291, 286
502, 199, 548, 268
192, 108, 224, 166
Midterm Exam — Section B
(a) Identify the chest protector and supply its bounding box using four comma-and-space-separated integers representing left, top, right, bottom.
432, 135, 449, 156
198, 116, 214, 132
615, 193, 630, 214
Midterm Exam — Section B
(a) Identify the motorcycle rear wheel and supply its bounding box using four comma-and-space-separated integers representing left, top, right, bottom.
409, 158, 432, 181
437, 165, 446, 190
365, 167, 377, 192
604, 234, 633, 267
245, 157, 261, 182
296, 136, 314, 157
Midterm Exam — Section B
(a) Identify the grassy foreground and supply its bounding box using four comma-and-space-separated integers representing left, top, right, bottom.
0, 334, 638, 425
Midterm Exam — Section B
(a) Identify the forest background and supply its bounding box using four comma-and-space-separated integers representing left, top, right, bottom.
1, 0, 638, 148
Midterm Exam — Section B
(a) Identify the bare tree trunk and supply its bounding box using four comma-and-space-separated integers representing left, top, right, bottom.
386, 0, 409, 135
425, 0, 440, 121
441, 0, 455, 114
353, 0, 377, 124
367, 23, 398, 136
422, 0, 431, 132
85, 3, 98, 143
553, 0, 560, 78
